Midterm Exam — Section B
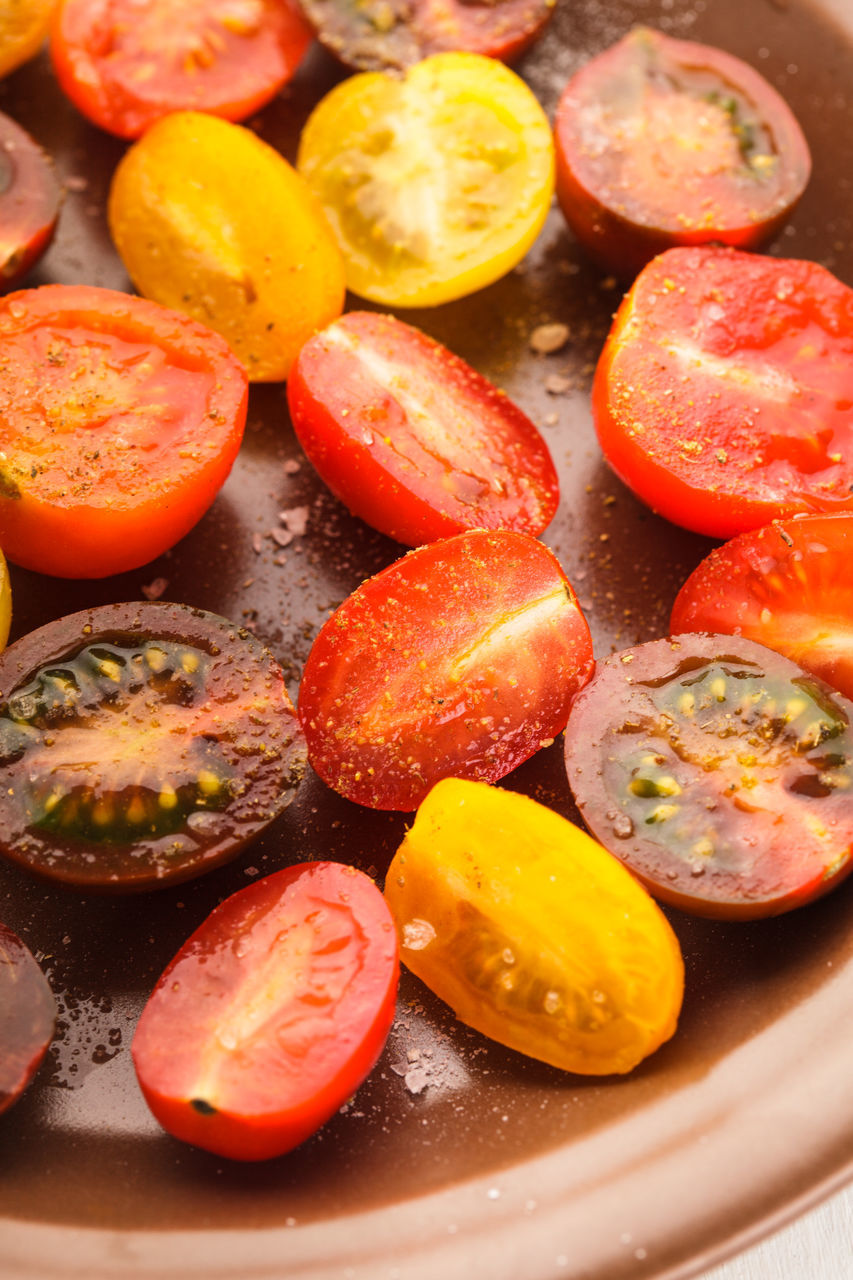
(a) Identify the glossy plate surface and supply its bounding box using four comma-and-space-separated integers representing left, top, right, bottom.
2, 1, 853, 1276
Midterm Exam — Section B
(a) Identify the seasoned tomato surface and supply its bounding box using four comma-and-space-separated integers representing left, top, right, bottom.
564, 633, 853, 920
385, 778, 684, 1075
133, 861, 399, 1160
0, 603, 306, 891
287, 311, 559, 546
0, 284, 248, 578
50, 0, 312, 138
671, 514, 853, 702
298, 530, 593, 810
592, 247, 853, 539
554, 26, 811, 277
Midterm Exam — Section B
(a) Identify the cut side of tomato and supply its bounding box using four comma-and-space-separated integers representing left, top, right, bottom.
108, 112, 346, 383
0, 603, 306, 892
132, 861, 399, 1161
554, 26, 811, 278
0, 0, 55, 79
287, 311, 559, 546
298, 529, 593, 811
50, 0, 313, 139
0, 283, 248, 577
0, 922, 56, 1113
297, 0, 554, 73
385, 778, 683, 1075
563, 633, 853, 920
296, 52, 554, 307
671, 514, 853, 701
592, 247, 853, 539
0, 112, 62, 288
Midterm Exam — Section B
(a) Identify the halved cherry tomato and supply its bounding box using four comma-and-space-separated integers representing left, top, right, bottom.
0, 0, 55, 80
0, 112, 62, 288
0, 602, 306, 892
385, 778, 683, 1075
298, 529, 593, 811
108, 111, 345, 382
132, 861, 399, 1160
563, 633, 853, 920
0, 921, 56, 1113
592, 247, 853, 539
554, 27, 811, 278
0, 283, 247, 577
298, 0, 554, 73
296, 52, 554, 307
50, 0, 312, 139
671, 514, 853, 701
287, 311, 559, 546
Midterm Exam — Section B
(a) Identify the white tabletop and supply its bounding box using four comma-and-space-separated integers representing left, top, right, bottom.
700, 1181, 852, 1279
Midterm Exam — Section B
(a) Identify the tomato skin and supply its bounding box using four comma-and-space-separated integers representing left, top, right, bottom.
298, 529, 593, 811
592, 247, 853, 539
296, 52, 554, 308
671, 514, 853, 702
0, 112, 62, 289
298, 0, 554, 73
0, 0, 55, 79
50, 0, 312, 139
554, 27, 811, 278
287, 311, 559, 546
0, 549, 11, 652
0, 922, 56, 1113
385, 778, 683, 1075
0, 602, 306, 892
108, 112, 346, 382
132, 861, 399, 1161
563, 633, 853, 921
0, 284, 248, 578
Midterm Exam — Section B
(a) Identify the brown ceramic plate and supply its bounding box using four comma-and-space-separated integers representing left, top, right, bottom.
2, 1, 853, 1276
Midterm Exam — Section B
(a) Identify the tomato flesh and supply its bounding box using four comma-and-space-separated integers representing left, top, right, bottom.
0, 922, 56, 1113
298, 529, 593, 811
554, 27, 811, 277
132, 861, 399, 1160
298, 0, 554, 72
385, 778, 683, 1074
0, 0, 55, 79
671, 514, 853, 702
0, 284, 248, 577
564, 633, 853, 920
592, 247, 853, 539
287, 311, 559, 546
0, 112, 62, 288
50, 0, 312, 138
296, 52, 554, 307
0, 603, 306, 891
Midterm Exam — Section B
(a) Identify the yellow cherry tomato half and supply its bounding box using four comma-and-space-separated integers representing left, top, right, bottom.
0, 548, 11, 650
385, 778, 684, 1075
0, 0, 55, 79
108, 112, 346, 382
296, 52, 555, 307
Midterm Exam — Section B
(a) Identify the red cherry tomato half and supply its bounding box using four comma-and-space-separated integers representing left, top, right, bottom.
287, 311, 559, 546
0, 602, 306, 892
297, 0, 554, 73
298, 529, 594, 811
50, 0, 312, 139
564, 633, 853, 920
0, 284, 248, 578
671, 514, 853, 701
132, 861, 399, 1161
553, 26, 811, 278
1, 922, 56, 1113
0, 112, 62, 289
592, 247, 853, 539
